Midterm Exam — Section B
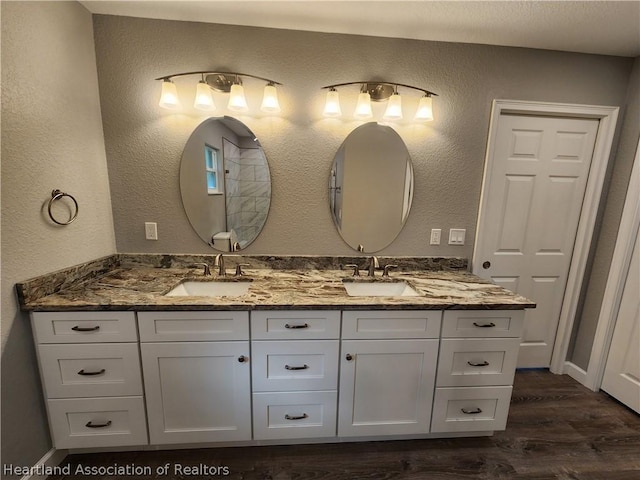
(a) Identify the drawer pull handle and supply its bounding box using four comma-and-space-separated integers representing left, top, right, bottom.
77, 369, 106, 376
285, 413, 308, 421
85, 420, 112, 428
285, 364, 309, 371
285, 323, 309, 329
71, 325, 100, 332
461, 407, 483, 415
473, 322, 496, 328
467, 361, 490, 367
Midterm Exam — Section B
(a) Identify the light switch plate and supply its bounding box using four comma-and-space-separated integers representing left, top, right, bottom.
430, 229, 441, 245
448, 228, 466, 245
145, 222, 158, 240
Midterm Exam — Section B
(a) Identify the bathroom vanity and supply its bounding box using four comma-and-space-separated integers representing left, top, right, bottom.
18, 255, 534, 452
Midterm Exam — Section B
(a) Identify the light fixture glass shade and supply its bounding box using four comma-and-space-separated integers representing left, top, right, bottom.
353, 92, 373, 119
159, 80, 180, 109
323, 89, 342, 117
383, 92, 403, 120
194, 81, 215, 111
260, 84, 281, 113
414, 95, 434, 121
227, 83, 249, 112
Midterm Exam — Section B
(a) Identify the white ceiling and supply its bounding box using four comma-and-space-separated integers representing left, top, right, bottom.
80, 1, 640, 57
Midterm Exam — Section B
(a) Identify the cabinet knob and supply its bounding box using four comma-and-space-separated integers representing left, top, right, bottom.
345, 354, 353, 361
482, 261, 491, 269
238, 355, 248, 363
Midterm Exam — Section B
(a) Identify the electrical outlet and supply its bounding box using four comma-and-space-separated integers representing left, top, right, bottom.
448, 228, 466, 245
145, 222, 158, 240
430, 228, 441, 245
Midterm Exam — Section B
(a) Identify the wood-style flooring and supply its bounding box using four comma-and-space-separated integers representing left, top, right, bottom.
48, 371, 640, 479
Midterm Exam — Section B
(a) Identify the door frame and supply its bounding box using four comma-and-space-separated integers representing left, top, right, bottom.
473, 99, 619, 373
580, 137, 640, 391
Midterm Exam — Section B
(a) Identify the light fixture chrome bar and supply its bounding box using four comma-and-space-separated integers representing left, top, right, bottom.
321, 81, 437, 98
155, 71, 282, 86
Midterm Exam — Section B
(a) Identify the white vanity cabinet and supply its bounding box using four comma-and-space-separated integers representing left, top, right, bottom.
250, 311, 341, 440
31, 312, 148, 449
138, 311, 251, 444
431, 310, 524, 433
30, 305, 527, 450
338, 311, 441, 436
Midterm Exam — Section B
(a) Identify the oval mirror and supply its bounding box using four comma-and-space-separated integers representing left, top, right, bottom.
329, 122, 413, 252
180, 116, 271, 250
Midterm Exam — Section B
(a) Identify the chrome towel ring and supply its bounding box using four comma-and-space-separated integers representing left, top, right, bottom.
48, 189, 79, 225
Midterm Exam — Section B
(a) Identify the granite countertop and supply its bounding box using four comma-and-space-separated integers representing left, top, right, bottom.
16, 255, 536, 312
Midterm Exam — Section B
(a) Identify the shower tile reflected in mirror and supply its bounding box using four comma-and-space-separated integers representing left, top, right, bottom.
223, 137, 271, 248
179, 117, 271, 250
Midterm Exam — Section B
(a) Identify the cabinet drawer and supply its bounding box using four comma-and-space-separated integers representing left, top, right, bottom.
441, 310, 524, 338
342, 311, 441, 339
38, 343, 143, 398
253, 391, 337, 440
47, 396, 148, 449
437, 338, 520, 387
431, 386, 513, 433
138, 311, 249, 342
32, 312, 137, 344
252, 341, 339, 392
251, 311, 340, 340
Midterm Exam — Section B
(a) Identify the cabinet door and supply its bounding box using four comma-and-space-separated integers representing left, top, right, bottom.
338, 339, 438, 436
141, 341, 251, 444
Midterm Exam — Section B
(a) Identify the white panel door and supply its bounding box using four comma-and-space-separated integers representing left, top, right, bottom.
141, 341, 252, 444
338, 339, 438, 436
475, 114, 599, 367
601, 227, 640, 413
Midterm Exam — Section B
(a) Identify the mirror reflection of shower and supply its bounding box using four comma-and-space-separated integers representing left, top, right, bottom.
179, 117, 271, 251
222, 137, 271, 249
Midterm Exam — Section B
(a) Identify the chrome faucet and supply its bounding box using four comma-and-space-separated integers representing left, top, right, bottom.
194, 262, 211, 276
382, 264, 398, 277
214, 254, 226, 276
367, 256, 379, 277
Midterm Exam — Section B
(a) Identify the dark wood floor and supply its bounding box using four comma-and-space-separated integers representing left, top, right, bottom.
49, 371, 640, 479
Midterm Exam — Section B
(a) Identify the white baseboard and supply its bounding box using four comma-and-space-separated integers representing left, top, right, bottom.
19, 448, 68, 480
564, 361, 590, 387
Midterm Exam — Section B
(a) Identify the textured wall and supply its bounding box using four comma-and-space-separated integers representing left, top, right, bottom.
1, 1, 115, 470
569, 57, 640, 369
93, 15, 633, 258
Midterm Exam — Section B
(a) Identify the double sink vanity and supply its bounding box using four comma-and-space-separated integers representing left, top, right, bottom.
18, 254, 535, 451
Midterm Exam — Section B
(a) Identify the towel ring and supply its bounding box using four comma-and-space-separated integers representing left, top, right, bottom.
48, 189, 79, 225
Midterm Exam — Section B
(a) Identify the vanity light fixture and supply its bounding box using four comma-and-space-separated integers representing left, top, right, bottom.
323, 87, 342, 117
159, 79, 181, 109
321, 81, 437, 122
156, 71, 282, 114
353, 89, 373, 119
383, 89, 403, 120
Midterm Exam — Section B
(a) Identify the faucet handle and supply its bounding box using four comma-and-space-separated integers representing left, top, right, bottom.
382, 264, 398, 277
345, 264, 360, 276
235, 263, 250, 276
194, 262, 211, 276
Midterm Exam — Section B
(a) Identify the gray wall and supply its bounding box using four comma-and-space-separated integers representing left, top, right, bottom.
569, 57, 640, 369
1, 1, 115, 471
93, 15, 633, 258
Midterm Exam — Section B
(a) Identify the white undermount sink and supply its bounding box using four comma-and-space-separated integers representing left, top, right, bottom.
165, 281, 251, 297
342, 281, 420, 297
